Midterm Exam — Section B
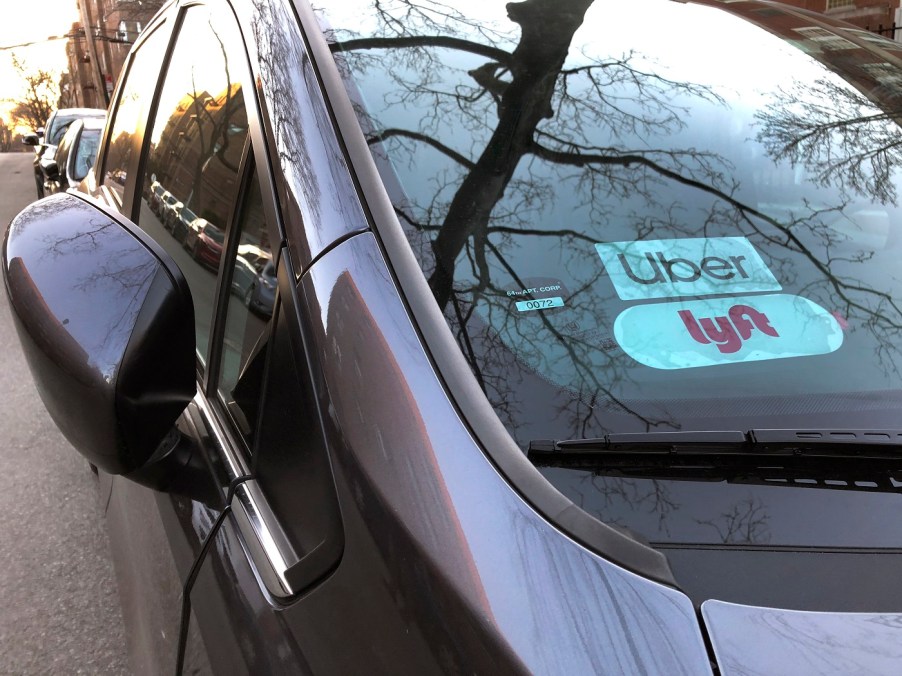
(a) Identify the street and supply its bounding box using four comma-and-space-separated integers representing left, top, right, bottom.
0, 152, 130, 673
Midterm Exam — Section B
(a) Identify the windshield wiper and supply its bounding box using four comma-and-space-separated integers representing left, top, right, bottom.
529, 430, 902, 493
529, 429, 902, 459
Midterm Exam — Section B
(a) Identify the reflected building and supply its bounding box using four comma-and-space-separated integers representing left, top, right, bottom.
694, 0, 902, 112
65, 0, 164, 108
150, 84, 248, 228
773, 0, 901, 36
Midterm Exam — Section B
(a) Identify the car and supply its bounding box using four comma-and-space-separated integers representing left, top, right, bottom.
230, 252, 260, 299
41, 117, 106, 196
244, 259, 276, 316
183, 217, 225, 270
6, 0, 902, 673
169, 203, 199, 238
22, 107, 106, 198
159, 194, 184, 234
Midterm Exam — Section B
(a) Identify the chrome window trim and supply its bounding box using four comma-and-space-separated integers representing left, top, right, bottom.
193, 392, 301, 598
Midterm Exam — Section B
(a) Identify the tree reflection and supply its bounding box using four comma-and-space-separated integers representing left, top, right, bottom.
330, 0, 746, 435
695, 496, 771, 545
756, 77, 902, 207
328, 0, 902, 443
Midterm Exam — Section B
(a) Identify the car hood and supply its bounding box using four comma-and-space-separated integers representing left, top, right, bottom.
702, 600, 902, 675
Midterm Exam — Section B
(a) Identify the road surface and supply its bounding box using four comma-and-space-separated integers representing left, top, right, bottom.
0, 152, 130, 674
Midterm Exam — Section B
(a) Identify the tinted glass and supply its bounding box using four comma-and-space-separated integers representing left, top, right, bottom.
103, 26, 169, 204
321, 0, 902, 565
324, 0, 902, 441
217, 172, 274, 450
73, 128, 101, 181
47, 115, 78, 145
137, 5, 250, 366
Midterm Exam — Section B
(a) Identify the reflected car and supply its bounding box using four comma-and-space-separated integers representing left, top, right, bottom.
245, 259, 276, 316
230, 253, 259, 299
42, 117, 106, 196
169, 204, 198, 239
157, 193, 183, 235
184, 218, 224, 269
6, 0, 902, 674
23, 107, 106, 199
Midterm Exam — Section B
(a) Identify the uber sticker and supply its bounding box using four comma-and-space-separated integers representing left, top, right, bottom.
595, 237, 781, 301
613, 294, 843, 370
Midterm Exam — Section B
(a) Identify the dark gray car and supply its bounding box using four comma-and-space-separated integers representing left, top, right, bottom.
5, 0, 902, 673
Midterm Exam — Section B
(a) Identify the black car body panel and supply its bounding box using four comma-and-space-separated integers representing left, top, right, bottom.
6, 0, 902, 673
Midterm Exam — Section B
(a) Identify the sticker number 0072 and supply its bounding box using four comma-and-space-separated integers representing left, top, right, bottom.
515, 297, 565, 312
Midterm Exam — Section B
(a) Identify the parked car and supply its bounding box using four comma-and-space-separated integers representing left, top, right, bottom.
159, 194, 184, 234
7, 0, 902, 673
22, 107, 106, 198
169, 204, 198, 239
183, 217, 225, 270
245, 259, 276, 316
41, 117, 106, 196
230, 252, 260, 299
148, 181, 167, 214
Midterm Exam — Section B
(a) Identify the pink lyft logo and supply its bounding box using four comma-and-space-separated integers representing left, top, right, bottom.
678, 305, 778, 354
612, 294, 844, 370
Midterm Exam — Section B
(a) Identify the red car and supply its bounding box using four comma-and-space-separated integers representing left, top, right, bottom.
183, 217, 224, 269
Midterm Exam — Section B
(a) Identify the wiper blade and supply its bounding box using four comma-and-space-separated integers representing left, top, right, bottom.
528, 429, 902, 459
529, 430, 902, 494
529, 430, 902, 493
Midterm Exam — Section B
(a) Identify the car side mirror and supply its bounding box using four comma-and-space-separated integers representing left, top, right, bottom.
2, 193, 196, 475
22, 133, 39, 146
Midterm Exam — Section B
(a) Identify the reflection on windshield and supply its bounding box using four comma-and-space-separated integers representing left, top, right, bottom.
324, 0, 902, 445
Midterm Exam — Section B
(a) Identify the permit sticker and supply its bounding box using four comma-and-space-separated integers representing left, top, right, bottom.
506, 278, 569, 313
595, 237, 781, 301
613, 294, 843, 369
516, 297, 564, 312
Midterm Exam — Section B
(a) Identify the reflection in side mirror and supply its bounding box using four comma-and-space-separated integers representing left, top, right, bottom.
43, 160, 59, 180
2, 194, 196, 475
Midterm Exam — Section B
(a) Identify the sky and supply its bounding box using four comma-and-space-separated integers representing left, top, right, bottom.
1, 1, 81, 131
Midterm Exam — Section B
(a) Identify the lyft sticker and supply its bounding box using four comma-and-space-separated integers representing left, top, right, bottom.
613, 294, 843, 369
595, 237, 781, 300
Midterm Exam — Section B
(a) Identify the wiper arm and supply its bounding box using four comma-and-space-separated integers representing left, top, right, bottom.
529, 430, 902, 494
528, 429, 902, 459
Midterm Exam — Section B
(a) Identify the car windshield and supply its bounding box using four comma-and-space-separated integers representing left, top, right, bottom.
48, 116, 78, 145
322, 0, 902, 445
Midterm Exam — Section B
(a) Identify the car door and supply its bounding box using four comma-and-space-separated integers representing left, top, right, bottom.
91, 1, 344, 672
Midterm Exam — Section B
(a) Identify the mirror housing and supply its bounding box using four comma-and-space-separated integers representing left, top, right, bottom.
42, 159, 59, 180
22, 133, 39, 146
2, 193, 196, 475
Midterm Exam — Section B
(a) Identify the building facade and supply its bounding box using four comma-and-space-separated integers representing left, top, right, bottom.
65, 0, 164, 109
776, 0, 902, 36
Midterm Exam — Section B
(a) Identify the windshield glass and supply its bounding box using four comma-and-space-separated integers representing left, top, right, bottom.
323, 0, 902, 442
48, 116, 78, 145
320, 2, 902, 603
